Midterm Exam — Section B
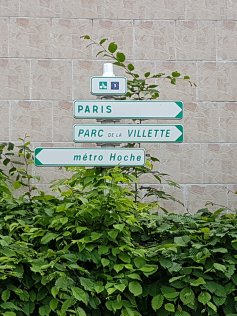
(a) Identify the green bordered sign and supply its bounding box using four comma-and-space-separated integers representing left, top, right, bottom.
74, 124, 183, 143
34, 147, 145, 167
90, 76, 127, 95
74, 100, 183, 119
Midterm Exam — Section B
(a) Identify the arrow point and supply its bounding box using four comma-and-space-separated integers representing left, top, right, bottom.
34, 148, 43, 166
176, 125, 184, 142
175, 101, 183, 119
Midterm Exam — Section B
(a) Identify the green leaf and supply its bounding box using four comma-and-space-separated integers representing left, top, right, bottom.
127, 273, 141, 281
232, 274, 237, 286
50, 298, 58, 311
101, 258, 110, 267
41, 232, 58, 244
134, 257, 146, 268
213, 263, 226, 273
51, 287, 58, 298
13, 181, 22, 189
90, 232, 102, 241
113, 223, 125, 231
98, 245, 109, 255
140, 264, 157, 276
114, 264, 124, 273
39, 305, 50, 316
151, 294, 164, 311
190, 277, 206, 286
144, 72, 150, 78
213, 295, 226, 306
128, 281, 142, 296
3, 312, 16, 316
71, 287, 88, 305
171, 78, 176, 84
169, 275, 185, 283
165, 303, 175, 312
212, 248, 228, 253
204, 281, 226, 297
1, 302, 20, 311
61, 299, 74, 313
76, 226, 88, 233
207, 301, 217, 312
161, 286, 179, 299
184, 75, 190, 80
108, 42, 117, 53
94, 283, 104, 294
116, 52, 126, 62
175, 312, 191, 316
108, 230, 118, 240
172, 71, 181, 77
55, 276, 73, 289
148, 84, 158, 88
96, 50, 104, 57
114, 283, 126, 292
118, 253, 131, 263
99, 38, 107, 45
1, 289, 10, 302
81, 35, 90, 39
76, 307, 87, 316
107, 287, 117, 295
198, 291, 212, 304
80, 277, 95, 291
180, 288, 195, 305
174, 236, 190, 246
3, 158, 10, 166
127, 63, 134, 71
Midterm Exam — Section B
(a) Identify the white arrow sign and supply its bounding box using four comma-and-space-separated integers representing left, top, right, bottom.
74, 124, 183, 143
35, 148, 145, 167
74, 100, 183, 119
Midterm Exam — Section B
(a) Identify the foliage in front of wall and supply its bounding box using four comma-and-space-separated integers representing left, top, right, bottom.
0, 37, 236, 316
0, 141, 237, 316
81, 35, 195, 101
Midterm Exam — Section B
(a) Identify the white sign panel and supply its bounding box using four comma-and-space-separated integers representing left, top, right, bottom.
74, 100, 183, 119
91, 77, 127, 95
73, 124, 183, 143
35, 148, 145, 167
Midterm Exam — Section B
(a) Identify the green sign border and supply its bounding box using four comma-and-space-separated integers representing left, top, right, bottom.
74, 100, 183, 119
34, 147, 145, 167
73, 124, 184, 143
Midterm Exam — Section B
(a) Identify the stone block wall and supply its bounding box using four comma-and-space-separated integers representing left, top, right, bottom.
0, 0, 237, 212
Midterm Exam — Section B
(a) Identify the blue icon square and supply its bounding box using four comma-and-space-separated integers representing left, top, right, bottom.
111, 82, 119, 90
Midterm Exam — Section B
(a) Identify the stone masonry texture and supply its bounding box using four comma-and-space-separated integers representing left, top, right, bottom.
0, 0, 237, 213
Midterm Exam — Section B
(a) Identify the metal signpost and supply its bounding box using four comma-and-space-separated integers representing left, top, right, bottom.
74, 124, 183, 143
34, 148, 145, 167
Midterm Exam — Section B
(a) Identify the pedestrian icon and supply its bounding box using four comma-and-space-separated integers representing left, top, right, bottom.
111, 82, 119, 90
99, 82, 107, 90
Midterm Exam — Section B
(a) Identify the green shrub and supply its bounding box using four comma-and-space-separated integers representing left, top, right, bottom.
0, 146, 236, 315
0, 38, 236, 316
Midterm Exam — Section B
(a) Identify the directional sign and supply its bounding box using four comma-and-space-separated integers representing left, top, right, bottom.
91, 77, 127, 95
73, 124, 183, 143
34, 148, 145, 167
74, 100, 183, 119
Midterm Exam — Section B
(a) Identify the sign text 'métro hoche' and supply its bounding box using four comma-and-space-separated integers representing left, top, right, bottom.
34, 148, 145, 167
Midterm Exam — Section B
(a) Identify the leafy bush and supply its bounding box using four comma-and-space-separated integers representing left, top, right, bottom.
0, 38, 236, 315
0, 141, 236, 315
